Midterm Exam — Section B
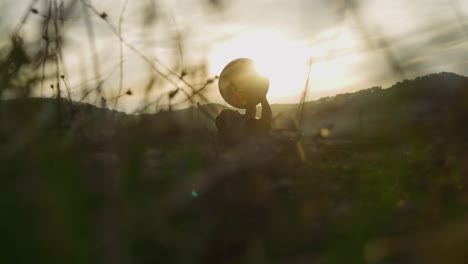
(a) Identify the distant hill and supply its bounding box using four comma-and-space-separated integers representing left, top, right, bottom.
294, 72, 468, 138
1, 72, 467, 141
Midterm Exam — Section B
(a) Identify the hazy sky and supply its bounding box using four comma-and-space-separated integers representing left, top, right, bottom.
2, 0, 468, 112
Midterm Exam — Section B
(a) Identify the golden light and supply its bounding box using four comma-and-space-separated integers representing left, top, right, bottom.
209, 29, 312, 101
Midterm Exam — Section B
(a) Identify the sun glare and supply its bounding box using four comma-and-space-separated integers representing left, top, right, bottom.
209, 29, 312, 101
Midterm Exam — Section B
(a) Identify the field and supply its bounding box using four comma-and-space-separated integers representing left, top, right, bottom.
1, 72, 467, 264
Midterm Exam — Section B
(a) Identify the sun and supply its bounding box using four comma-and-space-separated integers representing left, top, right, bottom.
209, 29, 312, 101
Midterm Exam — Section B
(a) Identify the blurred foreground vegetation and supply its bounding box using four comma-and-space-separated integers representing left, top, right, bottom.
1, 72, 468, 264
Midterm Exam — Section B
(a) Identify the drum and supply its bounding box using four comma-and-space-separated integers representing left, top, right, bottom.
218, 58, 269, 109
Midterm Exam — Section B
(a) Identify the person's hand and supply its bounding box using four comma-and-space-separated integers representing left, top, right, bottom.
243, 74, 269, 105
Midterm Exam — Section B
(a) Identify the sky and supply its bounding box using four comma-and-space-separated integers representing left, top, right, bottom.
2, 0, 468, 112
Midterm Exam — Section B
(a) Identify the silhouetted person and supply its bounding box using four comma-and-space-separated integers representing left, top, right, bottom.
216, 93, 272, 148
216, 58, 272, 148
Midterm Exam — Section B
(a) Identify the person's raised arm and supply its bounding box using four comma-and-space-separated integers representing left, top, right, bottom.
260, 95, 272, 123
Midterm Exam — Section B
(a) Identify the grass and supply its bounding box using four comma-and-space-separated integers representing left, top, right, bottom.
1, 84, 467, 263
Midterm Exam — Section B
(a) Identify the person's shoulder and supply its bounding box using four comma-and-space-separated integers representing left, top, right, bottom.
216, 109, 246, 127
216, 109, 242, 119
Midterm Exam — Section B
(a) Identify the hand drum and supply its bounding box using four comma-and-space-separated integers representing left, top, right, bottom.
218, 58, 269, 109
